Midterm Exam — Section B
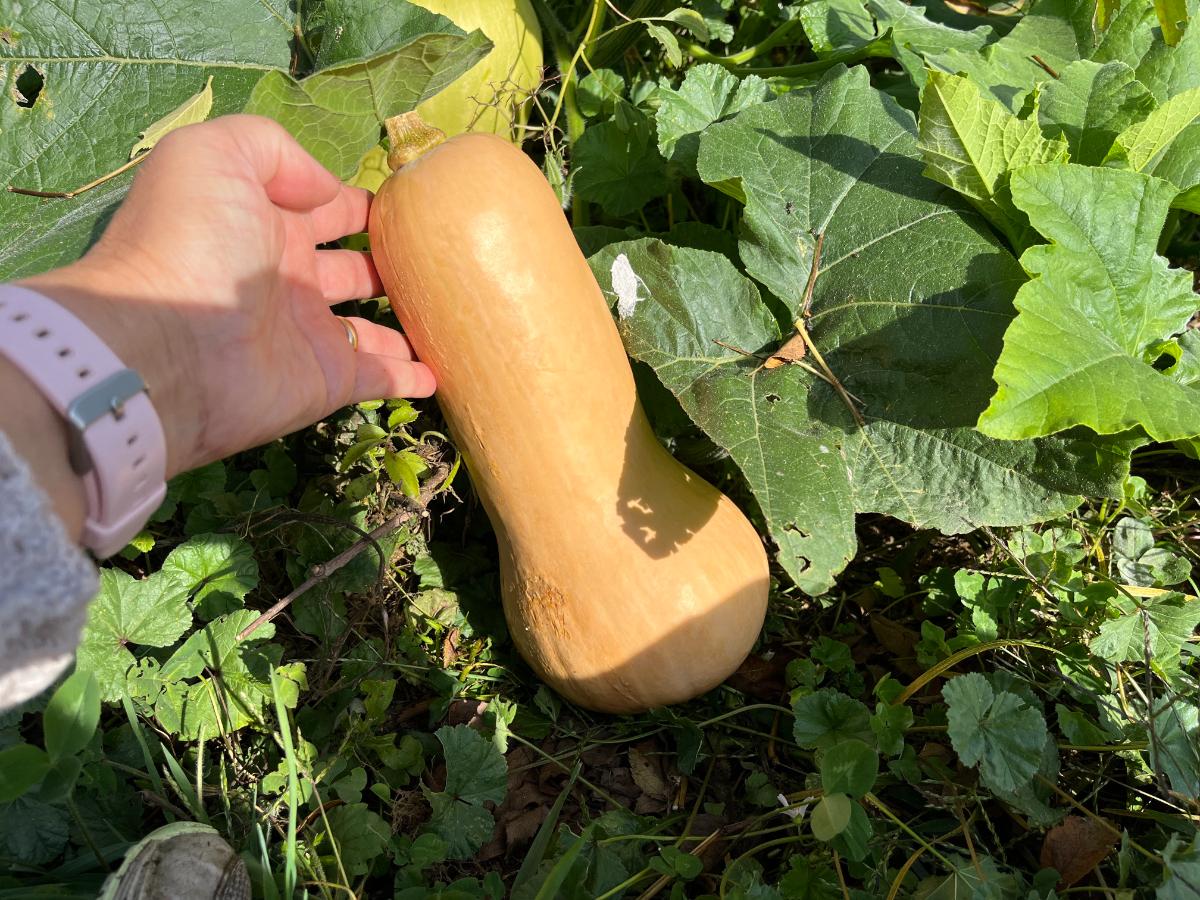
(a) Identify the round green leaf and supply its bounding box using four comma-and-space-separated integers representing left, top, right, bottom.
792, 689, 873, 749
819, 739, 879, 798
810, 793, 853, 842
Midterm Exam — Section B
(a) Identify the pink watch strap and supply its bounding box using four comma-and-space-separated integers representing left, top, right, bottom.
0, 284, 167, 558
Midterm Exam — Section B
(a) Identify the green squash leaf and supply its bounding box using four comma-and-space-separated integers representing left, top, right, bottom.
918, 70, 1069, 249
1038, 60, 1157, 166
0, 0, 294, 279
979, 164, 1200, 442
245, 29, 491, 180
655, 63, 770, 171
1105, 85, 1200, 211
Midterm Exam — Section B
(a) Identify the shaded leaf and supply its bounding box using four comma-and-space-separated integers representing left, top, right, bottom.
425, 792, 496, 859
437, 725, 507, 805
868, 0, 995, 93
1038, 60, 1157, 165
578, 69, 625, 119
943, 672, 1048, 793
161, 533, 259, 621
801, 0, 878, 56
152, 611, 290, 739
322, 803, 390, 877
574, 114, 668, 216
42, 671, 100, 762
819, 739, 879, 797
0, 796, 68, 865
919, 0, 1156, 111
0, 744, 50, 803
793, 689, 873, 749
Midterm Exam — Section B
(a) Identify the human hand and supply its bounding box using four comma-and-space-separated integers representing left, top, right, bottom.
20, 114, 433, 478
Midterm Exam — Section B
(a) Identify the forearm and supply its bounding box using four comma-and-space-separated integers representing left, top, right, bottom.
5, 257, 202, 546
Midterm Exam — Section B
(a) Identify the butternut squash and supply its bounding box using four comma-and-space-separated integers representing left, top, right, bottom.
368, 133, 769, 713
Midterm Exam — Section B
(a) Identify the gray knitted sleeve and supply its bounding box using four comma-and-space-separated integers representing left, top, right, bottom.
0, 430, 98, 710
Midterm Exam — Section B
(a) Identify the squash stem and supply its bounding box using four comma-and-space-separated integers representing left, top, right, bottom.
384, 111, 447, 171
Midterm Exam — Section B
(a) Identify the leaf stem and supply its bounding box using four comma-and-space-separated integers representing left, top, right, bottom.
683, 17, 806, 67
731, 40, 892, 77
864, 793, 960, 871
546, 0, 606, 226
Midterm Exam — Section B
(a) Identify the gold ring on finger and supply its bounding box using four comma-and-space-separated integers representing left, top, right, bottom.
337, 316, 359, 352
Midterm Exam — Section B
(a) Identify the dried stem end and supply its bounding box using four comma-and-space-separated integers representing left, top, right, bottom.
386, 111, 446, 170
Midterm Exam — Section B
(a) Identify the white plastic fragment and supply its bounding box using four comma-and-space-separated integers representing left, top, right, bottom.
611, 253, 647, 320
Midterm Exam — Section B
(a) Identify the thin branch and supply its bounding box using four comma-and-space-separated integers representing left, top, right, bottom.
1030, 54, 1059, 78
237, 463, 450, 641
9, 153, 147, 199
799, 230, 825, 318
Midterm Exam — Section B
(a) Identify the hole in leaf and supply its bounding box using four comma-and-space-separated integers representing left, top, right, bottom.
765, 393, 781, 404
13, 64, 43, 108
1151, 352, 1175, 372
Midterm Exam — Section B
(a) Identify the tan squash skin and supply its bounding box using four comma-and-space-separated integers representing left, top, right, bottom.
369, 133, 769, 713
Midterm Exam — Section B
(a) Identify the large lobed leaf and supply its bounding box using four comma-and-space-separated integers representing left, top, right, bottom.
918, 70, 1068, 250
979, 164, 1200, 442
591, 67, 1131, 593
0, 0, 294, 279
245, 1, 491, 180
1038, 60, 1156, 166
0, 0, 489, 277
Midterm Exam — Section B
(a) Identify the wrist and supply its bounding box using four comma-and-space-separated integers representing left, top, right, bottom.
17, 257, 202, 479
0, 350, 89, 540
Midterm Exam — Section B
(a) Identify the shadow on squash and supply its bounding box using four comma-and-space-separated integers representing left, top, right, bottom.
496, 405, 768, 715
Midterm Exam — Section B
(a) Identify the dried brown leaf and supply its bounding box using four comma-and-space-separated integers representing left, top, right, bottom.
1040, 815, 1118, 888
